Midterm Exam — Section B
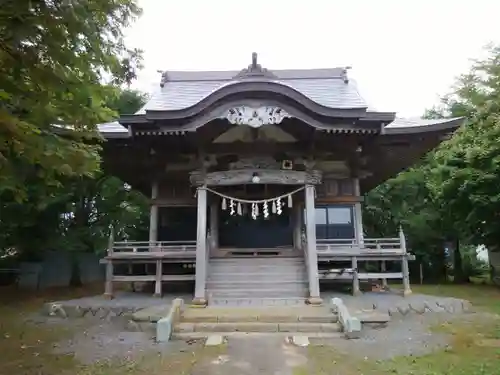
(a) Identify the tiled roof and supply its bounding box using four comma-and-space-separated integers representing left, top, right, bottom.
97, 117, 463, 137
384, 117, 463, 134
135, 68, 367, 113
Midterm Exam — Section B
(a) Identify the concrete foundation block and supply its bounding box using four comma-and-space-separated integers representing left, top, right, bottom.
205, 335, 224, 346
330, 297, 362, 339
291, 336, 310, 347
157, 316, 173, 343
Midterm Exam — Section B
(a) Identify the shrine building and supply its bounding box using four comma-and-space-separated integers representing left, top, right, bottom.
99, 53, 463, 306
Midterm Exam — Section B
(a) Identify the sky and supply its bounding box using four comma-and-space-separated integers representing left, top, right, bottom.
125, 0, 500, 117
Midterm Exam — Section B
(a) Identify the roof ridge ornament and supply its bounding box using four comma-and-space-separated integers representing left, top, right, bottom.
341, 66, 351, 84
233, 52, 278, 80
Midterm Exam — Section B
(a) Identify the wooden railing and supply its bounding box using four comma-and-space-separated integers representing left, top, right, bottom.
111, 240, 196, 254
316, 238, 404, 255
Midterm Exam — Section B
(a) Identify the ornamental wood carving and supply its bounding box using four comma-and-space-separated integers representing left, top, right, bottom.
190, 169, 322, 186
226, 106, 290, 127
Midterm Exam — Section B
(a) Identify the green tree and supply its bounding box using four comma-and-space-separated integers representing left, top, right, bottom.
0, 0, 142, 199
0, 87, 149, 258
365, 45, 500, 283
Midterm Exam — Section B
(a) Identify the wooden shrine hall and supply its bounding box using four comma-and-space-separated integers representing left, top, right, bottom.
99, 53, 463, 306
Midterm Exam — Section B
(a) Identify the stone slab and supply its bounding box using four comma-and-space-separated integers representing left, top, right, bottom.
205, 335, 224, 346
291, 335, 310, 347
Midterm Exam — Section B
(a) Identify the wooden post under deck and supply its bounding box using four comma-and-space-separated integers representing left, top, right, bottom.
154, 259, 163, 297
304, 184, 322, 305
400, 226, 412, 296
103, 227, 114, 299
193, 186, 208, 305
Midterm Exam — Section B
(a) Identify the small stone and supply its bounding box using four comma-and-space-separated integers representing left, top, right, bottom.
205, 335, 224, 346
291, 336, 309, 347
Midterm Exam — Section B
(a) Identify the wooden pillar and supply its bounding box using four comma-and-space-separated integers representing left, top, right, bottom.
193, 186, 208, 305
400, 226, 412, 296
149, 181, 159, 244
209, 201, 219, 250
103, 228, 114, 299
380, 260, 388, 289
351, 256, 361, 296
293, 204, 302, 250
304, 184, 322, 305
154, 259, 163, 297
353, 177, 364, 246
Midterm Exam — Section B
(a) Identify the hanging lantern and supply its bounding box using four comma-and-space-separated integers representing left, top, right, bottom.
272, 200, 276, 214
288, 194, 293, 208
237, 202, 242, 215
222, 198, 227, 210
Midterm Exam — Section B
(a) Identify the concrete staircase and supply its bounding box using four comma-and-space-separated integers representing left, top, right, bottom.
206, 256, 309, 306
173, 306, 342, 339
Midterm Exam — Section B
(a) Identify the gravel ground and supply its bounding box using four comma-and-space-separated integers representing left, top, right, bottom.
35, 290, 473, 365
311, 312, 456, 359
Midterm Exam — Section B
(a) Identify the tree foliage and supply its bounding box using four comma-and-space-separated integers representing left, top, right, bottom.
0, 0, 142, 199
1, 88, 149, 258
364, 45, 500, 282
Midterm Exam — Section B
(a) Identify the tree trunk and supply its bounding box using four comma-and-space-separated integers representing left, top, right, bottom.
453, 238, 468, 283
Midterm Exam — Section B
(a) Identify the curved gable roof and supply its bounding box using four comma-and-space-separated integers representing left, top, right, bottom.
135, 64, 367, 114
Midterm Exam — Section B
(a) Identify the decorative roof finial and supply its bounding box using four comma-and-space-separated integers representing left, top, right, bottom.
251, 52, 258, 68
233, 52, 277, 80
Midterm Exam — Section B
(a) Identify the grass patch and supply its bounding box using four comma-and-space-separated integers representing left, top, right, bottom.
76, 345, 226, 375
0, 284, 225, 375
0, 284, 103, 374
298, 284, 500, 375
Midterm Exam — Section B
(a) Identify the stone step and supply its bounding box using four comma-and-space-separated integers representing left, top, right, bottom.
172, 331, 344, 339
210, 257, 302, 263
174, 321, 342, 334
182, 307, 337, 323
209, 262, 305, 268
207, 289, 308, 299
208, 297, 307, 307
206, 280, 308, 290
209, 265, 305, 270
207, 273, 306, 282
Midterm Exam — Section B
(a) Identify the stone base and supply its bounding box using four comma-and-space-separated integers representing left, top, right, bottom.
352, 289, 363, 297
403, 288, 413, 297
191, 297, 207, 307
103, 293, 114, 300
153, 293, 162, 298
306, 296, 323, 306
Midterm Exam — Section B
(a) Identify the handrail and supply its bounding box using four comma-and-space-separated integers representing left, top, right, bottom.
112, 240, 196, 253
316, 237, 403, 254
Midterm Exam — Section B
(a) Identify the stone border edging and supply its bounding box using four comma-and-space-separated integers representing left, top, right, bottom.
157, 298, 184, 343
330, 297, 361, 339
43, 303, 141, 319
368, 299, 473, 318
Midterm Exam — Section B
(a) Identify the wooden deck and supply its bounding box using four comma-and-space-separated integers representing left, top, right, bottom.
101, 236, 413, 299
